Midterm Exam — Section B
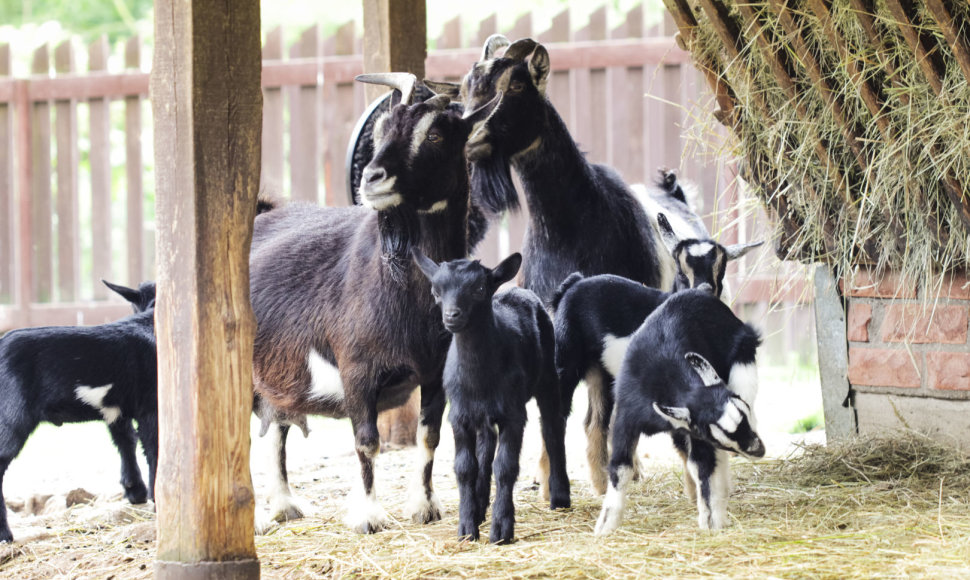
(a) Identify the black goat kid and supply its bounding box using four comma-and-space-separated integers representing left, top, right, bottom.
413, 249, 569, 544
0, 281, 157, 543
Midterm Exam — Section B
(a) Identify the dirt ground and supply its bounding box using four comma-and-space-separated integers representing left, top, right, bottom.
11, 365, 953, 579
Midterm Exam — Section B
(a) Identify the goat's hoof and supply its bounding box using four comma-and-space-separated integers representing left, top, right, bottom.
594, 508, 619, 536
0, 529, 13, 544
550, 494, 571, 510
124, 484, 149, 505
489, 521, 514, 545
408, 493, 443, 524
270, 498, 306, 524
344, 495, 390, 534
458, 522, 480, 542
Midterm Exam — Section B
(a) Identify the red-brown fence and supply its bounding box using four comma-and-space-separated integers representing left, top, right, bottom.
0, 5, 804, 335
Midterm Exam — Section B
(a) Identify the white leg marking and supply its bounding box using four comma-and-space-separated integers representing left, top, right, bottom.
600, 334, 632, 379
307, 348, 344, 402
344, 487, 391, 534
258, 425, 307, 534
406, 423, 443, 524
708, 450, 731, 530
75, 384, 122, 425
686, 458, 712, 529
585, 369, 610, 495
594, 465, 633, 536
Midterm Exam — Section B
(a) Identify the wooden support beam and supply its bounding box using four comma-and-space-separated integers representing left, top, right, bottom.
363, 0, 427, 446
151, 1, 261, 577
362, 0, 427, 104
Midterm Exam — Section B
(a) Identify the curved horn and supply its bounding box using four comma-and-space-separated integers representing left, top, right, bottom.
355, 72, 417, 105
481, 33, 510, 60
503, 38, 539, 61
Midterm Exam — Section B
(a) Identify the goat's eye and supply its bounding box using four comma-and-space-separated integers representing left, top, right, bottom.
508, 80, 525, 93
427, 129, 443, 144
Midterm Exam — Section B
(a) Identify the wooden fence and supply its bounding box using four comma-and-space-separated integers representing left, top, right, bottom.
0, 5, 804, 334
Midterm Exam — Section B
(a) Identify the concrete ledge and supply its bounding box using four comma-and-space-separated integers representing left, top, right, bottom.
856, 392, 970, 450
156, 559, 259, 580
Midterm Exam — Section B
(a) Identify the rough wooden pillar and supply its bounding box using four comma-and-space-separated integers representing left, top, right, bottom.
151, 1, 261, 577
363, 0, 426, 447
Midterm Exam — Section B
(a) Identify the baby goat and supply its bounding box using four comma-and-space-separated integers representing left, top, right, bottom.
553, 214, 762, 495
594, 288, 765, 535
0, 281, 157, 543
413, 249, 569, 544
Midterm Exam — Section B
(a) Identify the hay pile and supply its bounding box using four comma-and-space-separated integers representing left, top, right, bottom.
2, 431, 969, 578
672, 1, 970, 290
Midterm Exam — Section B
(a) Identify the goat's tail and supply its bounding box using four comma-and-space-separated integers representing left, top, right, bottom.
256, 185, 284, 215
551, 272, 584, 311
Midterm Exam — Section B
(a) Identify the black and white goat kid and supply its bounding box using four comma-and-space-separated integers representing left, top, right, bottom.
250, 73, 500, 534
0, 280, 158, 543
413, 249, 569, 544
593, 289, 765, 535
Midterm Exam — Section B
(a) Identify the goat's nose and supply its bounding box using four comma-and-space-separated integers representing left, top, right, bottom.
363, 166, 387, 185
444, 307, 462, 320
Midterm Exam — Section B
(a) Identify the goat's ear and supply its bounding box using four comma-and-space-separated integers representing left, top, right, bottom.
724, 240, 764, 261
410, 247, 439, 280
490, 252, 522, 287
653, 403, 691, 430
423, 79, 461, 100
685, 352, 722, 387
527, 45, 551, 94
656, 213, 680, 254
102, 279, 141, 305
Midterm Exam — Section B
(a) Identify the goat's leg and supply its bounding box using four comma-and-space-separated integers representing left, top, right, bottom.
671, 430, 696, 502
345, 401, 390, 534
594, 406, 642, 536
535, 377, 570, 509
257, 423, 307, 531
489, 417, 524, 544
0, 423, 31, 543
584, 368, 612, 495
474, 423, 496, 525
107, 419, 148, 504
453, 420, 480, 541
135, 413, 158, 502
407, 381, 445, 524
0, 457, 12, 544
687, 438, 729, 530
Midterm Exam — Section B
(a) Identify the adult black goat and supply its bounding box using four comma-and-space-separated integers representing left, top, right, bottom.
250, 73, 500, 534
0, 280, 157, 543
442, 35, 666, 305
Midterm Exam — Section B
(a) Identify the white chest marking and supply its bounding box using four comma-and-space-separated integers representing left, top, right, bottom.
601, 333, 633, 378
75, 384, 122, 424
307, 349, 344, 401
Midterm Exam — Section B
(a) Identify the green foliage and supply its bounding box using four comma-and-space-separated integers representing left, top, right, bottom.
789, 409, 824, 434
0, 0, 152, 41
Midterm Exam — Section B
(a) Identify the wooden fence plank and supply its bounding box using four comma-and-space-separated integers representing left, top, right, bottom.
476, 14, 498, 47
324, 21, 356, 207
540, 9, 571, 131
125, 35, 145, 285
505, 13, 533, 258
54, 41, 79, 302
588, 6, 609, 166
288, 25, 320, 203
608, 12, 631, 178
0, 45, 13, 304
30, 44, 53, 303
89, 36, 112, 299
471, 13, 501, 266
261, 26, 285, 194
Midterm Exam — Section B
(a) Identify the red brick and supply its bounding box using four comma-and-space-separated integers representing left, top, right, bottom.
926, 352, 970, 390
923, 273, 970, 300
848, 347, 921, 388
841, 269, 917, 299
880, 304, 968, 344
847, 302, 872, 342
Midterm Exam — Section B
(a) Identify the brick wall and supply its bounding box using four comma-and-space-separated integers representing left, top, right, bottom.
842, 269, 970, 396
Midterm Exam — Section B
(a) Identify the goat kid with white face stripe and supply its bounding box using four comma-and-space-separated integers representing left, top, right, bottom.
249, 74, 502, 535
593, 288, 765, 535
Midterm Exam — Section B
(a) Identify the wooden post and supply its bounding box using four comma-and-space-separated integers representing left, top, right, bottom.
363, 0, 426, 447
151, 1, 261, 577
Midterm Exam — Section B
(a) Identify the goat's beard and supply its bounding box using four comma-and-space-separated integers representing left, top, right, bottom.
378, 204, 421, 282
470, 152, 519, 215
